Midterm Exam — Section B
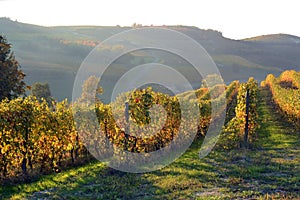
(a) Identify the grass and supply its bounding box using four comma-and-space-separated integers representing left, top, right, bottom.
1, 87, 299, 199
212, 54, 283, 72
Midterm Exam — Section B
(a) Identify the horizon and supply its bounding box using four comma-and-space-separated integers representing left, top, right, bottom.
1, 0, 300, 40
1, 17, 299, 41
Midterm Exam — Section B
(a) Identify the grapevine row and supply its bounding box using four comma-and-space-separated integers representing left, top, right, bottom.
0, 81, 239, 178
263, 70, 300, 129
0, 97, 85, 178
223, 77, 259, 149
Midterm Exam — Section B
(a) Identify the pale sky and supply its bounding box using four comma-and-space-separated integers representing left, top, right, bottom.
1, 0, 299, 39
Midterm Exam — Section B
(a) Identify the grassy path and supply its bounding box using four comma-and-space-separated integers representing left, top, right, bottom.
256, 88, 299, 149
1, 88, 299, 199
243, 88, 300, 198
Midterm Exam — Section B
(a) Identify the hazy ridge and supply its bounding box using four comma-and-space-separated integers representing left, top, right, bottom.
1, 17, 300, 100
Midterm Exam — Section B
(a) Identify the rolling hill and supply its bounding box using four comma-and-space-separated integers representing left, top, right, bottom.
1, 17, 300, 100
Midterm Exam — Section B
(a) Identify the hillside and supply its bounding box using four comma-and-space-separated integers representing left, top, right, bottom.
1, 87, 299, 199
1, 17, 300, 100
0, 69, 299, 199
243, 34, 300, 44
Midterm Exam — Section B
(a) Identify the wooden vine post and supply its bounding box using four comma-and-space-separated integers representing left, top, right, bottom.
124, 101, 130, 150
244, 88, 250, 148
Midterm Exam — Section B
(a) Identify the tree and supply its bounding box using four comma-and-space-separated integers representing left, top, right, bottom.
0, 35, 26, 100
79, 75, 103, 104
31, 82, 53, 104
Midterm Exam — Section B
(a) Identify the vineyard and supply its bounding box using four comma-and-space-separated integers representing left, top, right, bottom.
263, 70, 300, 129
0, 71, 300, 199
0, 76, 258, 178
0, 98, 85, 177
223, 77, 259, 149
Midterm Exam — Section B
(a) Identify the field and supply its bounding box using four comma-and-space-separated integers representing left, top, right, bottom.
0, 71, 299, 199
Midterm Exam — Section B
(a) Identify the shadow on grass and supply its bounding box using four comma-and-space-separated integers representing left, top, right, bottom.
1, 88, 299, 199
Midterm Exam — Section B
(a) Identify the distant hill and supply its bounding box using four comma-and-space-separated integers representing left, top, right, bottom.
243, 34, 300, 44
1, 17, 300, 100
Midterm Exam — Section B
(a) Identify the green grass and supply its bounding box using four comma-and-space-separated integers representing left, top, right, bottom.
1, 87, 299, 199
212, 54, 283, 72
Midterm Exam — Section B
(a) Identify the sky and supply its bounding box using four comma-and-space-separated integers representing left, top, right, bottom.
0, 0, 299, 39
